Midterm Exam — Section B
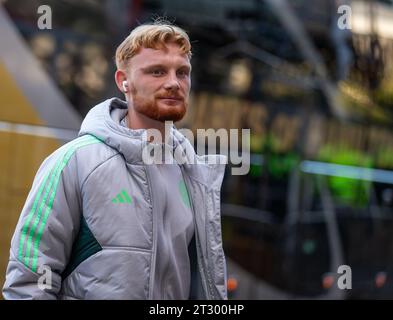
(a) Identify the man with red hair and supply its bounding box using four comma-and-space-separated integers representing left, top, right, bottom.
3, 20, 227, 300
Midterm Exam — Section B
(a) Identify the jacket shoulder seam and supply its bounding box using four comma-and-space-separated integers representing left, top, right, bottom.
80, 152, 121, 190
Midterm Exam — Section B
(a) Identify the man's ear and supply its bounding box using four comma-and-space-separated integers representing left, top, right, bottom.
115, 70, 128, 94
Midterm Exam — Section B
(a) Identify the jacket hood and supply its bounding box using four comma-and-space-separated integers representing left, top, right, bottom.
79, 98, 227, 189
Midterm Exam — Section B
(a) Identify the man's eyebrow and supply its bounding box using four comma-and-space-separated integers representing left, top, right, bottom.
141, 64, 191, 71
141, 64, 165, 70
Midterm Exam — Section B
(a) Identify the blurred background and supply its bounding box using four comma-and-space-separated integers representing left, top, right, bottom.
1, 0, 393, 299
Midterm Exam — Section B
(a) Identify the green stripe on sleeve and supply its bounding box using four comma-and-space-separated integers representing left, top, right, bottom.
24, 136, 98, 268
18, 135, 93, 265
30, 137, 101, 272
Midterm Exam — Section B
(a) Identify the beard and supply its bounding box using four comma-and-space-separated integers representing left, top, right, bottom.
130, 87, 187, 122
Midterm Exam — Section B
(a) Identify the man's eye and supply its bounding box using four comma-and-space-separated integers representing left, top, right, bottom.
177, 70, 189, 78
151, 69, 165, 76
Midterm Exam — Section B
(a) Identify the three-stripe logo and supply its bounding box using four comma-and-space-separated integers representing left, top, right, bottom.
112, 189, 132, 204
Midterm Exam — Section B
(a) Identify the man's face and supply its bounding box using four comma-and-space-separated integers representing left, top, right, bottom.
126, 42, 191, 122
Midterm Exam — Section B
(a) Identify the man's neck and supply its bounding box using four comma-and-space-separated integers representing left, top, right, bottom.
127, 108, 166, 143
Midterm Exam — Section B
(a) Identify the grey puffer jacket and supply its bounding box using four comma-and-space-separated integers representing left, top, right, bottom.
2, 98, 227, 300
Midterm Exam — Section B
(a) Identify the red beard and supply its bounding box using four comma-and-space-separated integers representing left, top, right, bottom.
131, 88, 187, 122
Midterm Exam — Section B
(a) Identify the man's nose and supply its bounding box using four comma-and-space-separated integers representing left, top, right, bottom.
163, 72, 180, 91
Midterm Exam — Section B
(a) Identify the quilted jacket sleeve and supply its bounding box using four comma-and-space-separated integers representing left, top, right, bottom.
1, 137, 95, 299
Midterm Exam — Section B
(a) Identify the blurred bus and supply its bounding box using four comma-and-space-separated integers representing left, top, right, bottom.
170, 0, 393, 299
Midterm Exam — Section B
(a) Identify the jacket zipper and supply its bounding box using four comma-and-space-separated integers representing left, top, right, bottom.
180, 167, 212, 299
145, 165, 158, 299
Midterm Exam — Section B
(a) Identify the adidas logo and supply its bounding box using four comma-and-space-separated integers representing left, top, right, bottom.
112, 189, 132, 204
